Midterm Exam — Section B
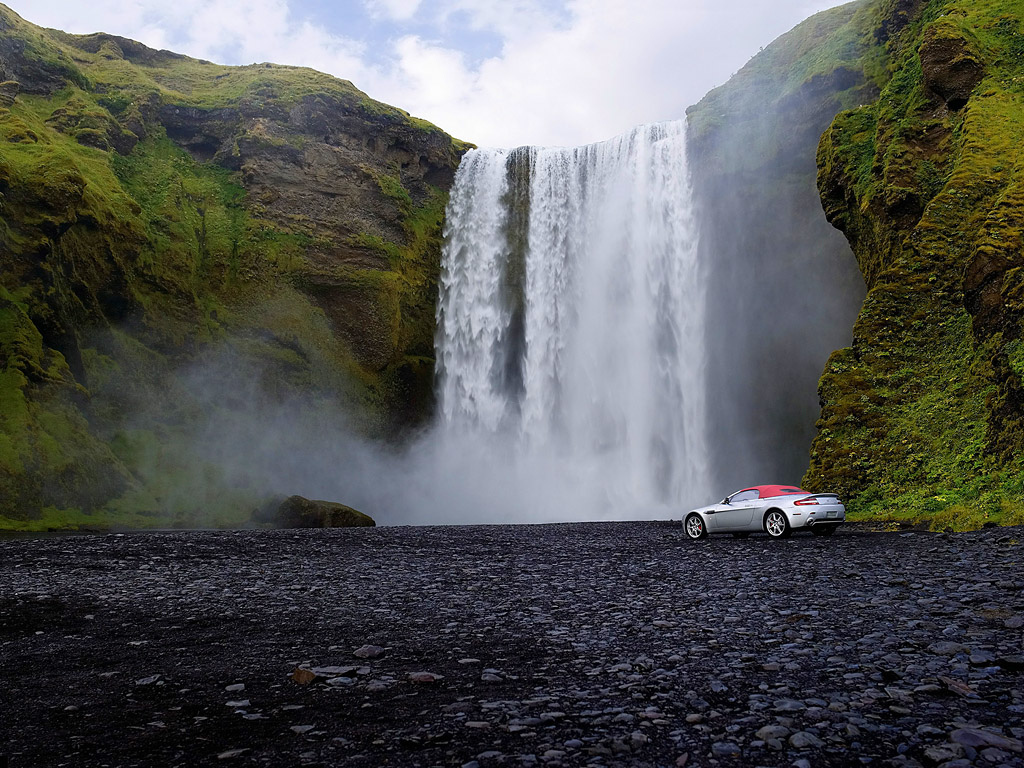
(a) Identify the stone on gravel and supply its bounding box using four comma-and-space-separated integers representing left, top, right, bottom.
711, 741, 741, 757
789, 731, 824, 749
408, 671, 443, 683
353, 644, 385, 659
311, 666, 356, 676
923, 743, 965, 763
927, 641, 968, 656
950, 727, 1022, 752
773, 699, 806, 713
756, 725, 791, 741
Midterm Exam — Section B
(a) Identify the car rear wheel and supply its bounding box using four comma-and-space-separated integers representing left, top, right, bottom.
764, 510, 791, 539
811, 525, 836, 537
684, 513, 707, 540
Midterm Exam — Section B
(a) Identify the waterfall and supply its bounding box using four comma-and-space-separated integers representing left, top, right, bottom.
435, 122, 711, 518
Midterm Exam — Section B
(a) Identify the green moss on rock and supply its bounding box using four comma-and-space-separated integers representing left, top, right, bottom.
805, 0, 1024, 529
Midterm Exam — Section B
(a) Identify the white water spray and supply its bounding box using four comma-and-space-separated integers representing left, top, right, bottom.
436, 122, 710, 519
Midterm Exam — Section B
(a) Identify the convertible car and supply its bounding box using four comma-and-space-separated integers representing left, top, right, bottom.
683, 485, 846, 540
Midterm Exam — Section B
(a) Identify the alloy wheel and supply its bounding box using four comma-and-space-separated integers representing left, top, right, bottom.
765, 511, 789, 538
685, 514, 706, 540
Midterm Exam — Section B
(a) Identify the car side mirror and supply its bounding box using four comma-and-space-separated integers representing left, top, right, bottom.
722, 496, 731, 505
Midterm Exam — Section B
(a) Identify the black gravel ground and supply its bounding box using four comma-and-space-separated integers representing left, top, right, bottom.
1, 523, 1022, 768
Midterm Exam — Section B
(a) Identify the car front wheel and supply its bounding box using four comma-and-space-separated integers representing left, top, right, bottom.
684, 513, 707, 540
764, 510, 791, 539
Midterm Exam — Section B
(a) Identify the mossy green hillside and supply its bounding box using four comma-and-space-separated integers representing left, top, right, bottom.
805, 0, 1024, 529
687, 0, 883, 177
0, 3, 465, 529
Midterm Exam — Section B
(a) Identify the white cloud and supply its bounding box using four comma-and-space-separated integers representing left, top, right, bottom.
437, 0, 569, 40
365, 0, 423, 22
7, 0, 849, 148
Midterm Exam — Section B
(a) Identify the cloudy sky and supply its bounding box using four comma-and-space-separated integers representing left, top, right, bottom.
11, 0, 848, 147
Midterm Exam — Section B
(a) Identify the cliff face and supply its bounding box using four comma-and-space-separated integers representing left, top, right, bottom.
685, 1, 874, 491
805, 0, 1024, 526
0, 5, 467, 527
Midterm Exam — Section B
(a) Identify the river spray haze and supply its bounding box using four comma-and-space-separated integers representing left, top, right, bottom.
126, 114, 861, 526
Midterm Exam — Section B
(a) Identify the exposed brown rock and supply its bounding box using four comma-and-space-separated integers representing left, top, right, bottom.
919, 22, 985, 110
157, 91, 464, 387
0, 77, 17, 106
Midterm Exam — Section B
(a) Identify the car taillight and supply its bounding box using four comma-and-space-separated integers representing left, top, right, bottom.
794, 497, 819, 506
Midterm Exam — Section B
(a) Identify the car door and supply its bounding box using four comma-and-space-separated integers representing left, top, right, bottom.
713, 489, 759, 531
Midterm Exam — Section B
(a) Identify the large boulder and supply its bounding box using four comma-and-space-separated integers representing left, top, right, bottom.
255, 495, 376, 528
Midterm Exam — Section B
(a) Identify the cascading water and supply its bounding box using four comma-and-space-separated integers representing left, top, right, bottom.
436, 122, 710, 518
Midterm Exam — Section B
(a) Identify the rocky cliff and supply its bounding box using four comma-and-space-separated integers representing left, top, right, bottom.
805, 0, 1024, 527
688, 0, 1024, 529
0, 5, 468, 528
685, 1, 874, 491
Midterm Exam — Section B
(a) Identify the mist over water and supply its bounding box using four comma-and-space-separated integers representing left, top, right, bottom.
115, 118, 860, 527
432, 122, 711, 521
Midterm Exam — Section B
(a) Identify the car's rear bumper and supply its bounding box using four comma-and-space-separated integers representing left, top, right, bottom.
791, 506, 846, 528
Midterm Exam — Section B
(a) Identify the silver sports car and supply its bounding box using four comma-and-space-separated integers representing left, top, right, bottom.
683, 485, 846, 540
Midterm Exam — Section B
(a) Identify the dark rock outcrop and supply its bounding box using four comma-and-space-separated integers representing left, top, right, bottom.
255, 495, 376, 528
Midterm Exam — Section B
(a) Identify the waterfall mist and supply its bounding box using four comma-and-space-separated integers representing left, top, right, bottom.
96, 113, 865, 527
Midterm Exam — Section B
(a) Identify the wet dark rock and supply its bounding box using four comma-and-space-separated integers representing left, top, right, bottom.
923, 743, 965, 764
408, 671, 444, 683
789, 731, 825, 749
927, 641, 968, 656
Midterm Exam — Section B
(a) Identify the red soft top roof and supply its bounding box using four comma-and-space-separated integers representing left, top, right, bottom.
745, 485, 809, 499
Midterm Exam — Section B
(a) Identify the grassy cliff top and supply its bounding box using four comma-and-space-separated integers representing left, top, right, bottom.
687, 1, 880, 145
0, 3, 468, 145
685, 1, 885, 180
